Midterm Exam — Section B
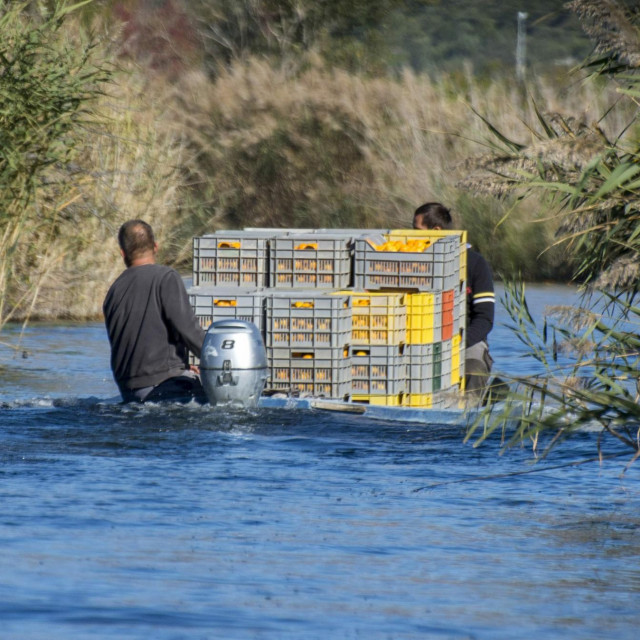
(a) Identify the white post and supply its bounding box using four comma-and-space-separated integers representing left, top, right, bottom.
516, 11, 528, 81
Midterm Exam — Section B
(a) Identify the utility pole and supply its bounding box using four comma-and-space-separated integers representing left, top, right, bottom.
516, 11, 528, 82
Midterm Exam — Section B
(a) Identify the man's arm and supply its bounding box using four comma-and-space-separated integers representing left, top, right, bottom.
160, 270, 206, 359
467, 250, 495, 347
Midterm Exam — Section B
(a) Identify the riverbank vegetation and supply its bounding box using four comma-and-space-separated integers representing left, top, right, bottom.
465, 0, 640, 466
1, 0, 623, 328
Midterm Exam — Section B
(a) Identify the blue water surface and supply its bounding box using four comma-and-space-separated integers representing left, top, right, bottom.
1, 284, 638, 640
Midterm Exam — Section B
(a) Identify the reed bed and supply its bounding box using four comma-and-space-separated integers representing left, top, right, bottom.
2, 29, 627, 321
166, 58, 625, 275
2, 68, 190, 322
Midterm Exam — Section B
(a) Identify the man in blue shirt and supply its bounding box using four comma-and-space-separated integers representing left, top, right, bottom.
413, 202, 495, 397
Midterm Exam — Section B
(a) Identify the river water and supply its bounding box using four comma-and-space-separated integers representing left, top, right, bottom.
1, 284, 638, 640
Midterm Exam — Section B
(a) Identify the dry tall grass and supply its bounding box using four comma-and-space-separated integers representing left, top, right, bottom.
5, 50, 629, 321
206, 62, 619, 204
166, 57, 627, 275
6, 68, 191, 321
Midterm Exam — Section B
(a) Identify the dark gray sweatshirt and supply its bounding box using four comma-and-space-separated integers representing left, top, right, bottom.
103, 264, 204, 391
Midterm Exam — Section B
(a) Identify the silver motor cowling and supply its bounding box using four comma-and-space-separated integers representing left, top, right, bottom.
200, 319, 267, 408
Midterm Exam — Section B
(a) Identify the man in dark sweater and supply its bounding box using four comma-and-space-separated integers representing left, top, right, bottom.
103, 220, 206, 403
413, 202, 495, 397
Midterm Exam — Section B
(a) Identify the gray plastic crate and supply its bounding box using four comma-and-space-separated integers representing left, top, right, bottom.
406, 340, 455, 396
353, 234, 461, 291
193, 233, 269, 287
348, 291, 407, 346
406, 343, 437, 395
243, 228, 315, 234
440, 339, 452, 383
265, 346, 351, 399
350, 345, 407, 395
188, 286, 264, 332
265, 291, 351, 349
458, 282, 467, 336
269, 235, 352, 289
313, 228, 389, 237
187, 286, 264, 368
245, 228, 388, 239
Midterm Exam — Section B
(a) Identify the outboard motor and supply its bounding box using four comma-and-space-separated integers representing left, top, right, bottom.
200, 319, 268, 408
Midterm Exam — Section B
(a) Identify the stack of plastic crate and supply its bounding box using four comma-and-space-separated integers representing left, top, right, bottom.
189, 230, 359, 396
351, 230, 467, 407
264, 290, 352, 398
189, 230, 274, 366
262, 233, 354, 397
187, 227, 467, 407
347, 292, 408, 406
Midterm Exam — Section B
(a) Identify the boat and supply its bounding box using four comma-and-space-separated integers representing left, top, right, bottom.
191, 227, 479, 419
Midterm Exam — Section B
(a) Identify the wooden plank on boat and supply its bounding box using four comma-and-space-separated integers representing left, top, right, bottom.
310, 399, 367, 414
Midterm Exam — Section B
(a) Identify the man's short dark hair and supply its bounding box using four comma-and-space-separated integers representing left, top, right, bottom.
118, 220, 155, 266
413, 202, 453, 230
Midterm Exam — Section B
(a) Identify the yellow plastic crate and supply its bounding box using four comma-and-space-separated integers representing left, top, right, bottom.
406, 292, 440, 344
451, 332, 465, 387
459, 244, 467, 287
405, 391, 465, 409
351, 393, 407, 407
405, 393, 435, 408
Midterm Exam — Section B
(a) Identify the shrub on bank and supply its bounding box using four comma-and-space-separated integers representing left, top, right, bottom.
0, 2, 194, 323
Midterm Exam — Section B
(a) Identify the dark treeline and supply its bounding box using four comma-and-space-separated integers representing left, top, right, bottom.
78, 0, 590, 77
391, 0, 590, 74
